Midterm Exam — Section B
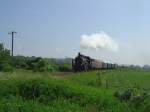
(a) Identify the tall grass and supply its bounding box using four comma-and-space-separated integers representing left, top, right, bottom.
0, 77, 125, 111
68, 69, 150, 90
0, 69, 150, 111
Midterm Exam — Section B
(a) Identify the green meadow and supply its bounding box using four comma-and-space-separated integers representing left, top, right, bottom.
0, 69, 150, 112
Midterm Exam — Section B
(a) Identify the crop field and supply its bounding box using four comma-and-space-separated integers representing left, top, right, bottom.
0, 69, 150, 112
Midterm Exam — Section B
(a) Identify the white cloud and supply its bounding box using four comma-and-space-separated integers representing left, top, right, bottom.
80, 31, 119, 52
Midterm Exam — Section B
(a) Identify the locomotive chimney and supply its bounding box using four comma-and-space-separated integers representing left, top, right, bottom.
78, 52, 81, 56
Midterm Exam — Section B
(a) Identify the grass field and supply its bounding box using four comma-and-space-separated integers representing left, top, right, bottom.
0, 69, 150, 112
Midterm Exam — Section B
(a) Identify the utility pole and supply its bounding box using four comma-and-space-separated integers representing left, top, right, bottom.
8, 31, 17, 57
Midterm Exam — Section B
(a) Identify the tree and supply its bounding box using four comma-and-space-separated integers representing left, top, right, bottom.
13, 56, 28, 69
0, 43, 12, 72
32, 58, 49, 72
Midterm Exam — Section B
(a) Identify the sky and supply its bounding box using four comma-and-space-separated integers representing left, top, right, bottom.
0, 0, 150, 66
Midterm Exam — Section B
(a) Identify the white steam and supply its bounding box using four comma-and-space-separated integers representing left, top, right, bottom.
80, 31, 119, 52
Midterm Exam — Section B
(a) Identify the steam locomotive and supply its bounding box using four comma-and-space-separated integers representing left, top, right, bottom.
72, 53, 117, 72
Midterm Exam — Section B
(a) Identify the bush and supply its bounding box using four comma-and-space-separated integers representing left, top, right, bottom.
58, 64, 72, 72
47, 65, 56, 72
13, 56, 28, 69
31, 58, 49, 72
2, 63, 13, 72
114, 89, 132, 102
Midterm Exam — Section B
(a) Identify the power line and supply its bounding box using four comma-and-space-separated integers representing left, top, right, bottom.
8, 31, 17, 57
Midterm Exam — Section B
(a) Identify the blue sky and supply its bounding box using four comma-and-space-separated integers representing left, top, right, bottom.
0, 0, 150, 65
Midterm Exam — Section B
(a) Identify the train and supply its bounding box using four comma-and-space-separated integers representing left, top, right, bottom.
72, 53, 117, 72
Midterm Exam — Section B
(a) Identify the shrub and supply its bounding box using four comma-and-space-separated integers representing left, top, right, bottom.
114, 89, 132, 102
58, 64, 72, 72
31, 58, 49, 72
1, 63, 13, 72
47, 65, 55, 72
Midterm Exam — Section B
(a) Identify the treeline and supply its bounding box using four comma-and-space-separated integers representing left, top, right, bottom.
13, 56, 72, 72
119, 64, 150, 71
0, 43, 72, 72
